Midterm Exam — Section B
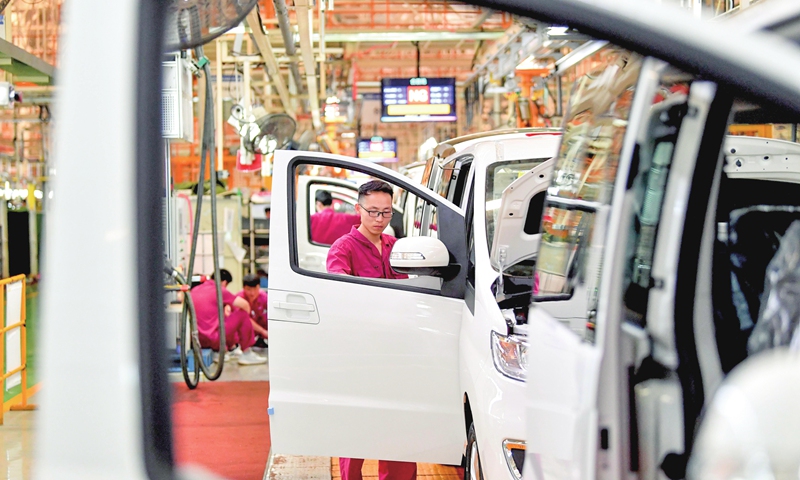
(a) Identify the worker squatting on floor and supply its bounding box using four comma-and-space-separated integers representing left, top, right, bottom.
191, 269, 267, 366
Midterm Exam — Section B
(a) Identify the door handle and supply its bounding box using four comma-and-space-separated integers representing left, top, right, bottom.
275, 302, 316, 312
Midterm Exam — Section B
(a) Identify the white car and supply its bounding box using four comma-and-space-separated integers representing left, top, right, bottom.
279, 54, 800, 480
517, 52, 800, 479
268, 133, 561, 480
36, 0, 800, 478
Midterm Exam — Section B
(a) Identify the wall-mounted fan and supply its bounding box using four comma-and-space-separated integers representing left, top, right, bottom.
165, 0, 260, 51
250, 113, 297, 154
229, 105, 297, 156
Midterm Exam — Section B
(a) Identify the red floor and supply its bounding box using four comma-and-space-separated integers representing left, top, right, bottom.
172, 381, 271, 480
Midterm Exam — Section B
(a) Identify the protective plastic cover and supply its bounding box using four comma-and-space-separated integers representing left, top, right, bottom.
747, 219, 800, 354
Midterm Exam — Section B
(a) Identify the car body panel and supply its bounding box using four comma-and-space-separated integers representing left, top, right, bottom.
269, 150, 466, 463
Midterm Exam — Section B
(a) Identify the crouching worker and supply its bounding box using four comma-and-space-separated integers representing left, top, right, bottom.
191, 269, 267, 365
236, 274, 268, 348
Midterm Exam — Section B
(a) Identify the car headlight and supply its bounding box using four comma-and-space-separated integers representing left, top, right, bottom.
491, 331, 528, 381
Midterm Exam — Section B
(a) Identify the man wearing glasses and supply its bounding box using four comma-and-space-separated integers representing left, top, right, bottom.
326, 179, 415, 480
326, 180, 409, 281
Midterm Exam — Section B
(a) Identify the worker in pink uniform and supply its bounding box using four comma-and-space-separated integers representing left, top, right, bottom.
326, 180, 414, 480
191, 269, 266, 365
310, 189, 361, 245
236, 273, 268, 348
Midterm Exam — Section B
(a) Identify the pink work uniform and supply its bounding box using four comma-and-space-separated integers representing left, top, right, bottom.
310, 208, 361, 245
191, 280, 254, 351
327, 227, 413, 480
236, 289, 268, 332
326, 226, 408, 279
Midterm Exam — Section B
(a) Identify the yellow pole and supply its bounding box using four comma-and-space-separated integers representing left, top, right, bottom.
0, 283, 5, 426
0, 275, 39, 417
9, 277, 34, 412
18, 281, 26, 407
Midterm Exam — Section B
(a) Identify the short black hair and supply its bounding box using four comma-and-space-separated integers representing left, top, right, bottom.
242, 274, 260, 287
217, 269, 233, 284
358, 180, 393, 203
315, 190, 333, 206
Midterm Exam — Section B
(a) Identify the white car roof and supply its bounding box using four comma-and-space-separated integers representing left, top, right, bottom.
441, 133, 562, 169
434, 128, 562, 159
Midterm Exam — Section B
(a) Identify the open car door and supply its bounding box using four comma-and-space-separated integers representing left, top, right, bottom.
523, 49, 645, 479
268, 151, 468, 464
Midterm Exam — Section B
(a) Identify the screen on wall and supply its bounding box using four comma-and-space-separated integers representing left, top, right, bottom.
357, 136, 398, 162
381, 77, 457, 123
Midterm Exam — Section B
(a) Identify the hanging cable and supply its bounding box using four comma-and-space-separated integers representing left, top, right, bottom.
413, 41, 421, 78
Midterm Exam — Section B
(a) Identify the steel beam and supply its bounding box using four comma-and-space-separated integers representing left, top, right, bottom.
554, 40, 608, 75
471, 9, 495, 29
246, 9, 294, 117
296, 0, 322, 129
312, 31, 505, 43
0, 38, 55, 85
215, 39, 224, 170
273, 0, 306, 96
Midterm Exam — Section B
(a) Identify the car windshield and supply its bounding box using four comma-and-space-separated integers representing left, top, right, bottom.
486, 158, 550, 257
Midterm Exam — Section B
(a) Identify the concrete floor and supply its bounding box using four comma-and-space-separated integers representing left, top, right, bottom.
0, 397, 37, 480
268, 454, 463, 480
2, 349, 461, 480
186, 351, 463, 480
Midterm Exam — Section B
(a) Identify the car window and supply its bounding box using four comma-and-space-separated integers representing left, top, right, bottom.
421, 155, 438, 190
436, 155, 473, 205
622, 80, 692, 322
437, 166, 454, 198
533, 47, 642, 342
293, 162, 443, 292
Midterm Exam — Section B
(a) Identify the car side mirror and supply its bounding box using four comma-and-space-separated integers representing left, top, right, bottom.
390, 236, 459, 280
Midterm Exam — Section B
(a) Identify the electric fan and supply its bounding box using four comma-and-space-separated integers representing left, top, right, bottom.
251, 113, 297, 154
229, 106, 297, 155
164, 0, 260, 51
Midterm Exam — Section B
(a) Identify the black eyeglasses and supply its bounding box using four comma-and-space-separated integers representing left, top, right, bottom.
359, 204, 393, 218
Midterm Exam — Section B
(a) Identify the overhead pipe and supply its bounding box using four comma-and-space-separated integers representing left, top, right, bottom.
246, 9, 294, 117
319, 0, 327, 98
273, 0, 306, 97
471, 8, 494, 30
296, 0, 322, 129
315, 31, 505, 42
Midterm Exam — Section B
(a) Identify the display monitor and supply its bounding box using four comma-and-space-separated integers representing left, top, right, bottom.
381, 77, 457, 123
357, 136, 398, 162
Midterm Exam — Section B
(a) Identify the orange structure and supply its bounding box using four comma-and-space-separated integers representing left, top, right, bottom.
0, 274, 36, 425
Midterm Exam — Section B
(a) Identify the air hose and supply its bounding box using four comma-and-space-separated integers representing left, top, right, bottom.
178, 45, 226, 383
164, 261, 200, 388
